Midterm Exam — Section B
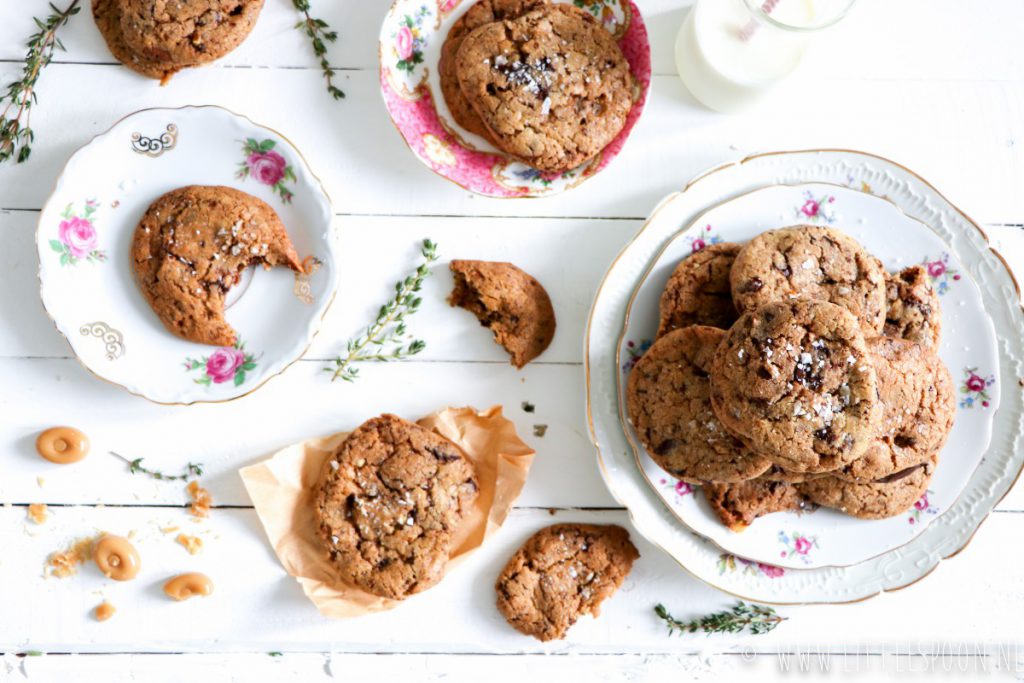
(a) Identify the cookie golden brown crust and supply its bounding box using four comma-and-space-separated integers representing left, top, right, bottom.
883, 265, 942, 349
495, 523, 638, 641
703, 479, 811, 532
130, 185, 302, 346
834, 337, 954, 482
118, 0, 264, 66
657, 242, 741, 337
454, 4, 633, 173
448, 259, 556, 368
709, 299, 880, 473
440, 0, 547, 141
93, 0, 182, 81
627, 326, 771, 483
315, 414, 479, 600
798, 456, 937, 520
730, 226, 888, 335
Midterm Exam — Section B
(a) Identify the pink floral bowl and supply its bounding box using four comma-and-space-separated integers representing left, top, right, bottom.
36, 106, 338, 405
380, 0, 652, 198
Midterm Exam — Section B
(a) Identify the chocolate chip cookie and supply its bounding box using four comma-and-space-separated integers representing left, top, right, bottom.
440, 0, 547, 141
657, 243, 741, 337
798, 456, 937, 520
454, 4, 633, 173
94, 0, 181, 81
730, 226, 888, 335
884, 265, 942, 350
130, 185, 302, 346
835, 337, 954, 482
315, 414, 479, 600
118, 0, 264, 67
626, 326, 771, 483
709, 299, 880, 473
703, 479, 811, 532
495, 523, 638, 641
448, 259, 556, 368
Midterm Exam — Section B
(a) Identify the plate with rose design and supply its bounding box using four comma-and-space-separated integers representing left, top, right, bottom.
618, 183, 999, 570
37, 105, 337, 405
586, 149, 1024, 603
379, 0, 651, 198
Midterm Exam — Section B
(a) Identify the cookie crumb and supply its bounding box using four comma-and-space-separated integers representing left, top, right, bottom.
522, 401, 536, 413
45, 536, 96, 578
187, 480, 212, 518
94, 601, 116, 622
27, 503, 48, 525
533, 424, 548, 437
176, 533, 203, 555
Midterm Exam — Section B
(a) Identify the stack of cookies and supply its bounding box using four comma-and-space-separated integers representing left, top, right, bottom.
627, 225, 956, 530
439, 0, 635, 173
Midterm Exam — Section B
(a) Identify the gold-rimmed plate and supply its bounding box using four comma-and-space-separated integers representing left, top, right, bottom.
36, 105, 338, 405
618, 182, 998, 570
585, 149, 1024, 603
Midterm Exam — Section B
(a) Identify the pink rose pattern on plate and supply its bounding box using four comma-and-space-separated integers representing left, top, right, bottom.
659, 477, 693, 498
794, 189, 836, 224
921, 253, 960, 295
184, 341, 259, 388
778, 530, 818, 565
393, 6, 429, 73
684, 224, 723, 254
380, 0, 651, 198
716, 553, 785, 579
50, 200, 107, 266
959, 366, 995, 409
237, 138, 296, 203
908, 489, 938, 525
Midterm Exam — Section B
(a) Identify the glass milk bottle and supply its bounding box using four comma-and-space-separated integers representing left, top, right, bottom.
676, 0, 856, 113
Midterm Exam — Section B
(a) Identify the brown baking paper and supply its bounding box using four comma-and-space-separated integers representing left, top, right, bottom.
238, 406, 536, 618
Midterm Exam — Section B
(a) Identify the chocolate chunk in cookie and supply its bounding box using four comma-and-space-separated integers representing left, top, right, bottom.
130, 185, 302, 346
118, 0, 265, 67
315, 414, 479, 600
730, 226, 887, 335
657, 242, 741, 337
440, 0, 547, 141
448, 259, 556, 368
703, 479, 811, 532
454, 4, 633, 173
798, 456, 937, 520
495, 523, 638, 641
836, 337, 954, 482
627, 326, 771, 483
883, 265, 942, 350
709, 299, 881, 473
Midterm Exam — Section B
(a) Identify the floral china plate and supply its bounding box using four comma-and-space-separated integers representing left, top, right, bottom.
620, 183, 999, 570
37, 106, 337, 405
379, 0, 651, 198
586, 149, 1024, 603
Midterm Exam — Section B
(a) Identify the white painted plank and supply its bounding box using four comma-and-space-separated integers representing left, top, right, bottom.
0, 359, 614, 508
7, 651, 1018, 683
0, 65, 1020, 223
3, 506, 1024, 654
2, 0, 1023, 82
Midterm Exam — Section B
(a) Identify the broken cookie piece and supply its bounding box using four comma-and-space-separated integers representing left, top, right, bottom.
495, 523, 638, 641
448, 259, 556, 368
703, 479, 812, 532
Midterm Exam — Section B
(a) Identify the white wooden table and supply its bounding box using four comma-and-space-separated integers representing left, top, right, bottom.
2, 1, 1023, 680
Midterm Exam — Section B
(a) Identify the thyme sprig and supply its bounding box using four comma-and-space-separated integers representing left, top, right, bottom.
327, 239, 438, 383
0, 1, 81, 165
110, 451, 204, 482
655, 601, 785, 636
293, 0, 345, 100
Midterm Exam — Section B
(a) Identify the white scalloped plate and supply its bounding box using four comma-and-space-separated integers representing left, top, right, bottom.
586, 150, 1024, 603
36, 106, 338, 405
619, 183, 999, 569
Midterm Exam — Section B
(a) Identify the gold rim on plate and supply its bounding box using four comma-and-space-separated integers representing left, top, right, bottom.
584, 148, 1024, 605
